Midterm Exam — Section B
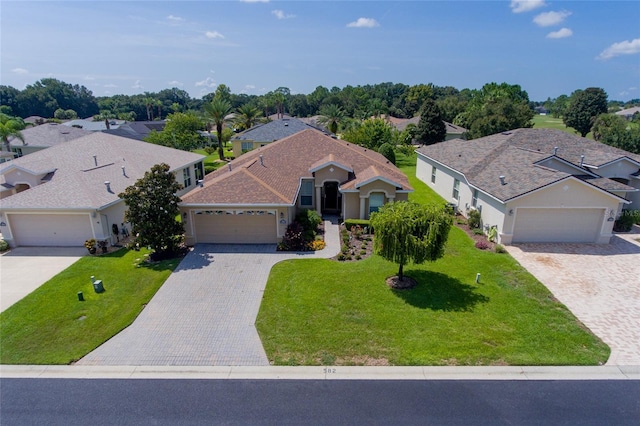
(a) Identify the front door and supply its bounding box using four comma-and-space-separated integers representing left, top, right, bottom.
323, 182, 340, 213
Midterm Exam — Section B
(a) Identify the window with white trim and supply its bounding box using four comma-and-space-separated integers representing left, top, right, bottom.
300, 181, 313, 207
471, 189, 478, 207
241, 141, 253, 152
369, 193, 385, 214
183, 167, 192, 188
452, 179, 460, 200
431, 166, 436, 183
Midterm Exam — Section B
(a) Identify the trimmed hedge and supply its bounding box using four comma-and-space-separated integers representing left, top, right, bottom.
344, 219, 373, 233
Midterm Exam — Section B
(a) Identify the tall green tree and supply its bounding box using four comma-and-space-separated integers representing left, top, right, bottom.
0, 113, 26, 153
370, 202, 452, 282
233, 104, 262, 131
317, 103, 345, 134
144, 112, 205, 151
464, 98, 534, 139
416, 99, 446, 145
591, 113, 640, 154
341, 117, 393, 150
204, 98, 233, 160
120, 163, 184, 260
563, 88, 608, 137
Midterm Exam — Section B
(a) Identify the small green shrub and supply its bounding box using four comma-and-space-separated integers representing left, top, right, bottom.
494, 244, 507, 254
344, 219, 371, 231
0, 239, 9, 252
377, 143, 396, 165
473, 228, 484, 236
296, 209, 322, 233
468, 209, 482, 229
204, 147, 216, 155
613, 212, 635, 232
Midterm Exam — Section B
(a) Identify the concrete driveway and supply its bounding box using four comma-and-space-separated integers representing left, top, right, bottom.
0, 247, 87, 312
506, 229, 640, 366
78, 221, 340, 366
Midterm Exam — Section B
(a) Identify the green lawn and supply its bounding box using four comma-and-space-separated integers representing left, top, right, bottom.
532, 115, 593, 139
0, 249, 180, 364
192, 144, 234, 173
256, 154, 610, 366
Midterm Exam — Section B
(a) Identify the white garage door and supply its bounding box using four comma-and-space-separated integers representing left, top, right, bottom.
512, 208, 603, 243
9, 213, 93, 247
194, 210, 277, 244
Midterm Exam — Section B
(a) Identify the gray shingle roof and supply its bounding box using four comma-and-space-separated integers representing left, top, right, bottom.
9, 123, 92, 147
231, 118, 328, 142
0, 133, 204, 210
416, 128, 640, 202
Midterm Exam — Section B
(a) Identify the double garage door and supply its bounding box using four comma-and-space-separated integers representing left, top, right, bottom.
512, 208, 604, 243
193, 210, 277, 244
9, 213, 93, 246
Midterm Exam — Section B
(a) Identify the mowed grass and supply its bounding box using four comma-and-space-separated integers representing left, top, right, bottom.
0, 249, 180, 364
532, 114, 593, 139
256, 153, 609, 366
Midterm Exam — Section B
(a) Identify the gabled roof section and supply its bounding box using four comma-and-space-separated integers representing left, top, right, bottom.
416, 128, 640, 202
181, 128, 412, 206
350, 165, 404, 190
309, 154, 353, 173
0, 133, 204, 210
232, 117, 328, 142
8, 123, 91, 148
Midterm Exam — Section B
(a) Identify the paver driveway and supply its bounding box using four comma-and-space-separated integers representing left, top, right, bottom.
506, 230, 640, 366
78, 222, 339, 366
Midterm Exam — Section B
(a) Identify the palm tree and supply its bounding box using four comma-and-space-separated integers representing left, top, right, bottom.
143, 96, 155, 121
317, 104, 345, 134
204, 98, 233, 161
233, 104, 262, 131
0, 113, 26, 155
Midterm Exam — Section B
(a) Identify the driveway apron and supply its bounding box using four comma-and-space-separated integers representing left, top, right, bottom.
506, 230, 640, 366
78, 221, 340, 366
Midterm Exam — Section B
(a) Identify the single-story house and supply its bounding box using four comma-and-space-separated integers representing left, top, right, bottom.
2, 123, 91, 161
230, 117, 330, 158
0, 133, 204, 247
62, 118, 126, 131
103, 120, 166, 141
614, 106, 640, 121
388, 115, 467, 141
416, 128, 640, 244
180, 128, 413, 244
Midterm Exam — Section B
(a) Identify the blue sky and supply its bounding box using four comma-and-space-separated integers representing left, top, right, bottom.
2, 0, 639, 101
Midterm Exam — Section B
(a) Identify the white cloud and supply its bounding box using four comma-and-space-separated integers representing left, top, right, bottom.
167, 80, 184, 87
510, 0, 546, 13
205, 31, 225, 39
84, 75, 95, 81
597, 38, 640, 60
195, 77, 217, 88
167, 15, 184, 22
272, 9, 295, 20
534, 10, 572, 27
132, 80, 143, 89
346, 18, 379, 28
546, 28, 573, 39
12, 67, 28, 74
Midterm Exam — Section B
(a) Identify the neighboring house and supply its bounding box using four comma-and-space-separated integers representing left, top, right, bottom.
2, 123, 91, 161
62, 118, 125, 131
535, 106, 549, 115
416, 128, 640, 244
180, 128, 413, 244
0, 133, 205, 248
103, 121, 166, 141
615, 106, 640, 120
388, 116, 467, 141
230, 117, 330, 158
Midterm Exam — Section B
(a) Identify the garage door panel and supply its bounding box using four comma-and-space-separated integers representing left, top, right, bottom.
512, 208, 603, 243
194, 211, 277, 244
10, 214, 93, 246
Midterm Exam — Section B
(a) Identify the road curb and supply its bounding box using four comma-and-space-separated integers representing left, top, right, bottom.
1, 365, 638, 380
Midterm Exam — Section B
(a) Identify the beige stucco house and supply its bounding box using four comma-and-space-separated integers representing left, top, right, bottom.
416, 128, 640, 244
0, 133, 204, 247
180, 128, 412, 244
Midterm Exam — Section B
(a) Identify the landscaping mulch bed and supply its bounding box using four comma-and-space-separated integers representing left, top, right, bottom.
332, 223, 374, 262
454, 215, 497, 251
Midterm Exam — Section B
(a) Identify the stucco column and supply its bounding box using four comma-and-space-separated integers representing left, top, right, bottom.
316, 186, 322, 216
388, 195, 395, 203
359, 197, 366, 220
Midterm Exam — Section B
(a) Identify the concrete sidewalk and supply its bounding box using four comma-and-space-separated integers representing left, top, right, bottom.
2, 364, 638, 380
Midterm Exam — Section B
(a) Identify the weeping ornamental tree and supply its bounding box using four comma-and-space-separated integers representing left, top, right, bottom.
370, 202, 452, 283
119, 163, 184, 260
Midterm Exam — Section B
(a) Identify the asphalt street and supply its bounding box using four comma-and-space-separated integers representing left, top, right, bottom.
2, 378, 639, 425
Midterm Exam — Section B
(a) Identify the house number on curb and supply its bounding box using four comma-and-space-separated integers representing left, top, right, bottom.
323, 368, 336, 374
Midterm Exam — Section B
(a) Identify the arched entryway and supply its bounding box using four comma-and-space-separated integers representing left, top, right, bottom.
322, 182, 341, 215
